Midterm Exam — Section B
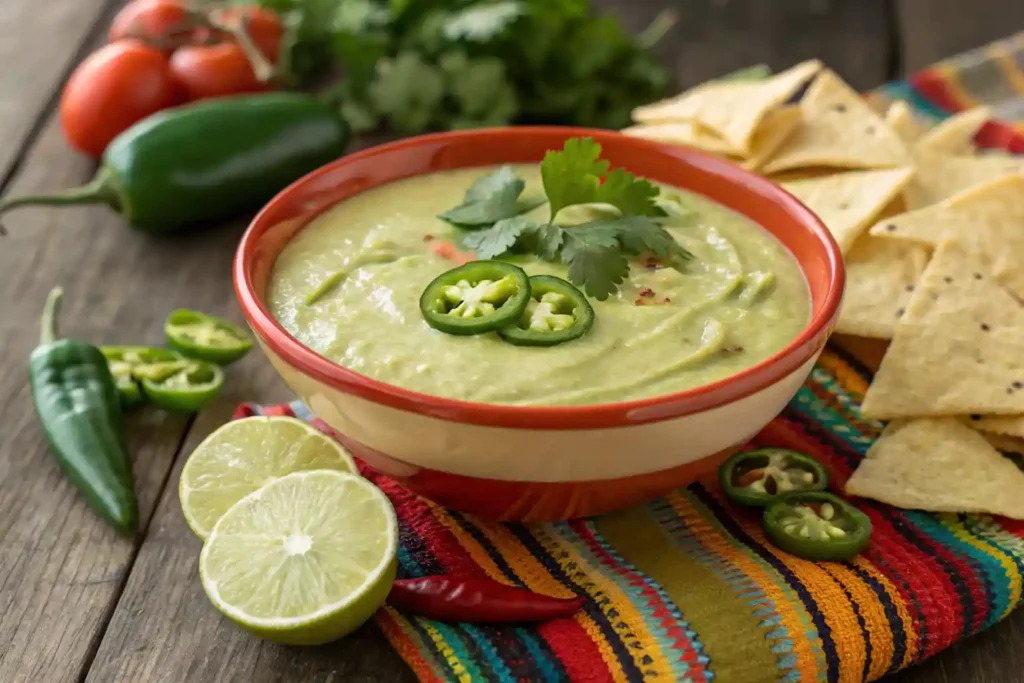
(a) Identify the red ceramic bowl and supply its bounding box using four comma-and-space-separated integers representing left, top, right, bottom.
234, 127, 844, 521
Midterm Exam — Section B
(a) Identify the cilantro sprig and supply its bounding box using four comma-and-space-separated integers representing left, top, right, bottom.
449, 138, 693, 300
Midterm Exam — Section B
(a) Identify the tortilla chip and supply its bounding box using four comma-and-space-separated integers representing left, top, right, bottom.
782, 167, 914, 252
621, 121, 741, 155
834, 235, 930, 339
631, 60, 821, 154
739, 106, 802, 171
845, 418, 1024, 518
884, 101, 926, 145
860, 240, 1024, 419
868, 174, 1024, 298
916, 106, 991, 155
900, 150, 1022, 209
761, 70, 911, 173
969, 413, 1024, 439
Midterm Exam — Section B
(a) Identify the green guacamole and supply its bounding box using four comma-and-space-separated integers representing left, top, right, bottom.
268, 165, 810, 406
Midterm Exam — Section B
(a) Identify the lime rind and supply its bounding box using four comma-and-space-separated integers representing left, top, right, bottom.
179, 416, 357, 539
199, 470, 398, 645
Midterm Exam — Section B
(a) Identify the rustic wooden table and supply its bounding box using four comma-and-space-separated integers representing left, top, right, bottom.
2, 1, 1023, 681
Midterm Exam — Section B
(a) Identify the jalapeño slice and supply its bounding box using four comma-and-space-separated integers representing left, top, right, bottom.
419, 261, 531, 336
719, 448, 829, 507
136, 359, 225, 413
762, 492, 872, 562
101, 345, 183, 408
164, 309, 253, 365
498, 275, 595, 347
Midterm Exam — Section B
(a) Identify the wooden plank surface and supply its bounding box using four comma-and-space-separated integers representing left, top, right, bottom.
0, 0, 1022, 682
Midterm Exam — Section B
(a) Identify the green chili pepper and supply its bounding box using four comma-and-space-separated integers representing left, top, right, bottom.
0, 93, 350, 235
762, 492, 872, 562
164, 309, 253, 365
719, 448, 829, 507
28, 289, 138, 533
498, 275, 595, 347
136, 359, 225, 413
101, 345, 182, 408
419, 261, 531, 335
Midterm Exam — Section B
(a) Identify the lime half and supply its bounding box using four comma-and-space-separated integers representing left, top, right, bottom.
200, 470, 398, 645
180, 416, 357, 539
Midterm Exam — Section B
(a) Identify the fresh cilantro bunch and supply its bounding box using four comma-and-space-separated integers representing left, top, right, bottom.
443, 138, 693, 300
255, 0, 671, 134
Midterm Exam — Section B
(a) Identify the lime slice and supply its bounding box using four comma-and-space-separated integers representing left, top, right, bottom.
179, 416, 357, 539
200, 470, 398, 645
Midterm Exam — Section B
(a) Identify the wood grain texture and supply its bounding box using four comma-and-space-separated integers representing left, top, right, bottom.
897, 0, 1024, 71
602, 0, 894, 90
0, 0, 119, 181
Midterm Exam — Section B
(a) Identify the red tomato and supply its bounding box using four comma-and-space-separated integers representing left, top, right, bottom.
109, 0, 189, 50
169, 42, 267, 102
60, 41, 177, 158
209, 6, 283, 62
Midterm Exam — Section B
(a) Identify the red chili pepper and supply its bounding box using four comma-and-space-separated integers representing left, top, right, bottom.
387, 576, 584, 623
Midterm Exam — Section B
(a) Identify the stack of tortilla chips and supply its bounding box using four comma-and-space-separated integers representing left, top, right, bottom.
625, 63, 1024, 519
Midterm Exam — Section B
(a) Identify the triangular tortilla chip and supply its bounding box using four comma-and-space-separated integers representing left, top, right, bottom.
761, 70, 911, 173
846, 418, 1024, 518
621, 121, 740, 155
631, 60, 821, 154
900, 150, 1022, 209
834, 235, 930, 339
868, 174, 1024, 298
916, 106, 991, 155
884, 101, 926, 145
739, 106, 802, 171
861, 240, 1024, 418
969, 413, 1024, 439
782, 167, 914, 252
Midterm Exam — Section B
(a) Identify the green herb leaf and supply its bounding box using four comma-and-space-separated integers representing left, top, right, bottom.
541, 137, 609, 220
439, 166, 526, 226
443, 1, 525, 42
560, 230, 629, 301
596, 169, 666, 218
541, 138, 664, 220
536, 224, 566, 260
462, 216, 538, 259
369, 52, 445, 134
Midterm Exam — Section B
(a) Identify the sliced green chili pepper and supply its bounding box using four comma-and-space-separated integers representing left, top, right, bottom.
763, 492, 872, 562
419, 261, 531, 335
719, 448, 829, 507
498, 275, 595, 347
138, 359, 225, 413
29, 288, 138, 532
100, 346, 182, 408
164, 309, 253, 365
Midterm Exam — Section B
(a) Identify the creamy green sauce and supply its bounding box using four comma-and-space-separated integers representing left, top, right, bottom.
268, 165, 810, 406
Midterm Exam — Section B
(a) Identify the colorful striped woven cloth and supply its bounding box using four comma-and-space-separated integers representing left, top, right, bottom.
237, 35, 1024, 683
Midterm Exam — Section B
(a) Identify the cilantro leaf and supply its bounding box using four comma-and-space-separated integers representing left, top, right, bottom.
541, 137, 609, 220
461, 215, 537, 259
536, 224, 565, 260
439, 166, 526, 226
595, 169, 666, 218
593, 216, 692, 261
370, 52, 445, 134
541, 138, 665, 220
560, 230, 629, 301
443, 1, 525, 42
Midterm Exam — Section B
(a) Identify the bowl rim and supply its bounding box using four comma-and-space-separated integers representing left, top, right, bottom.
234, 126, 844, 430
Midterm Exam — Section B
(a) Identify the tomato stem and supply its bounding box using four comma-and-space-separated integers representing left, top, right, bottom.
209, 14, 276, 83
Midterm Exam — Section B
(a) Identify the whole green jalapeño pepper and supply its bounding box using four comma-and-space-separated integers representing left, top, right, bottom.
498, 275, 594, 347
164, 309, 253, 365
101, 345, 182, 408
28, 289, 138, 533
135, 359, 225, 413
719, 448, 829, 507
419, 261, 531, 335
762, 492, 872, 562
0, 93, 350, 234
